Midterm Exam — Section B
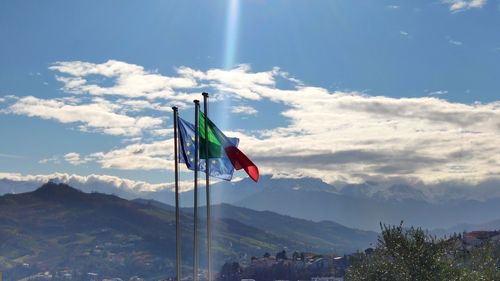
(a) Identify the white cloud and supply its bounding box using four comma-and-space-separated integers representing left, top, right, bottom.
151, 128, 173, 137
387, 5, 400, 9
50, 60, 199, 104
448, 38, 463, 46
428, 90, 448, 96
443, 0, 487, 11
0, 172, 191, 193
81, 64, 500, 186
90, 140, 173, 171
63, 152, 87, 165
231, 105, 258, 115
469, 0, 487, 7
400, 31, 409, 37
39, 155, 61, 164
162, 65, 500, 185
178, 64, 277, 101
115, 99, 172, 113
7, 96, 163, 136
4, 60, 500, 188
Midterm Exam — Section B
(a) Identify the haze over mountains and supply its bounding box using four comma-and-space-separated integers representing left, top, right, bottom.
1, 175, 500, 232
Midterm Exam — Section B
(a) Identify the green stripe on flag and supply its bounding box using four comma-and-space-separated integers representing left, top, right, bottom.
199, 111, 222, 159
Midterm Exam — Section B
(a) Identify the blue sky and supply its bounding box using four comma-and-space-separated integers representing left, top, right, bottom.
0, 0, 499, 191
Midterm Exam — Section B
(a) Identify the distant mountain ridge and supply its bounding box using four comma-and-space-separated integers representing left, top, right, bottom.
0, 182, 375, 280
133, 199, 377, 253
3, 175, 500, 231
232, 179, 500, 231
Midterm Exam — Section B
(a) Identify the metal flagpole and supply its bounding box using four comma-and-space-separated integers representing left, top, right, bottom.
172, 106, 181, 281
202, 92, 212, 281
193, 100, 200, 281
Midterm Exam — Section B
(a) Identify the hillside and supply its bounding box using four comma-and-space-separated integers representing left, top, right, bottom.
134, 199, 377, 254
0, 183, 375, 280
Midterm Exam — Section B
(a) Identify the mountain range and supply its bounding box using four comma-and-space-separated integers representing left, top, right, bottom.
174, 177, 500, 232
2, 175, 500, 232
0, 182, 376, 280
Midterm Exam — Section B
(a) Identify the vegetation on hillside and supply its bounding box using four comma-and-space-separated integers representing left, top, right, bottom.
346, 223, 500, 281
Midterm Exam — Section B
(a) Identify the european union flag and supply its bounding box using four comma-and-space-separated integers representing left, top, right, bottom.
177, 117, 238, 181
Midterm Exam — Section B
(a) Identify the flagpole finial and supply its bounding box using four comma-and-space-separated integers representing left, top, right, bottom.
202, 92, 208, 97
172, 106, 178, 111
194, 100, 200, 104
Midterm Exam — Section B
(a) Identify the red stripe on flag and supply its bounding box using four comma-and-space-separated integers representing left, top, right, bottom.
224, 146, 259, 182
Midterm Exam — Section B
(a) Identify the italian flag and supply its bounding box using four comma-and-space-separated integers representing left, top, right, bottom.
199, 112, 259, 182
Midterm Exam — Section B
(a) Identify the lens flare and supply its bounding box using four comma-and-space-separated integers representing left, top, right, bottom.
210, 0, 242, 268
224, 0, 240, 70
218, 0, 241, 128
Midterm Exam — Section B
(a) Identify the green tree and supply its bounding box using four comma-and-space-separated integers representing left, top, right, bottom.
451, 242, 500, 281
346, 222, 455, 281
346, 223, 500, 281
